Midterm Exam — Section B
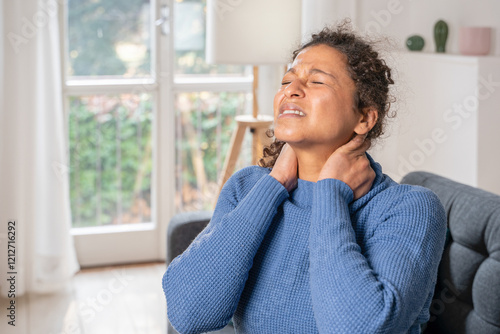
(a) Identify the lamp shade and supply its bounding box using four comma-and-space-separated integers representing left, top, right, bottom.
206, 0, 302, 65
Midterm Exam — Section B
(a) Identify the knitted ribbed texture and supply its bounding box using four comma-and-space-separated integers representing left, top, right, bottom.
163, 154, 447, 334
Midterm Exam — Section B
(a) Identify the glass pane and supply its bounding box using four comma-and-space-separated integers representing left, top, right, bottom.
67, 0, 151, 78
175, 92, 252, 212
69, 94, 153, 227
174, 0, 251, 76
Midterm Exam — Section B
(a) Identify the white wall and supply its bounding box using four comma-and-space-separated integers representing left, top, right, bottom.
300, 0, 500, 194
301, 0, 500, 55
1, 0, 3, 109
356, 0, 500, 55
302, 0, 357, 41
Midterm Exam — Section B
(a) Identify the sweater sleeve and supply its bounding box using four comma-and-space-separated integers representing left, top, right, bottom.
163, 169, 289, 334
309, 179, 447, 334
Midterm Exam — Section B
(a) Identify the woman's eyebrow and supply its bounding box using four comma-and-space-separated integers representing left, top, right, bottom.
309, 68, 339, 82
285, 68, 338, 83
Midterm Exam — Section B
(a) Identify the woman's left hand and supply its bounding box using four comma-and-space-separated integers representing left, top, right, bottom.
318, 134, 375, 200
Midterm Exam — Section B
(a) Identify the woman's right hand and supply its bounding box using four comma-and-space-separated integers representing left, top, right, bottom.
269, 144, 298, 192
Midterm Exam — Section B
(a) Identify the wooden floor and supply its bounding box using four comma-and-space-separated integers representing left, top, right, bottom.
0, 262, 167, 334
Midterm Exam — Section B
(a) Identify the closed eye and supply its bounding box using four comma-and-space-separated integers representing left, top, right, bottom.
312, 82, 324, 84
281, 82, 291, 85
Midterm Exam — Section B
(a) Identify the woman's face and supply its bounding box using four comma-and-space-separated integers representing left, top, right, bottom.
273, 44, 361, 150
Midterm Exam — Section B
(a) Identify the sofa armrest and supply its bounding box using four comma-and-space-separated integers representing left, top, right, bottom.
166, 210, 213, 265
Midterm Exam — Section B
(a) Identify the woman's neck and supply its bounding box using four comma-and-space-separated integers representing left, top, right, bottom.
292, 145, 339, 182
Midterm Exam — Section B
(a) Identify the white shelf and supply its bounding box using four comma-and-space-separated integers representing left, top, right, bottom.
397, 51, 500, 61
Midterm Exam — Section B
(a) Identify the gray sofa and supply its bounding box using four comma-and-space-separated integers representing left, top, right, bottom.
166, 171, 500, 334
401, 171, 500, 334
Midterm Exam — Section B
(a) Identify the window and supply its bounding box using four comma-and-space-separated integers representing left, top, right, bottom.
67, 0, 152, 79
174, 0, 249, 77
63, 0, 252, 265
175, 91, 251, 211
173, 0, 253, 212
66, 0, 154, 229
68, 93, 153, 227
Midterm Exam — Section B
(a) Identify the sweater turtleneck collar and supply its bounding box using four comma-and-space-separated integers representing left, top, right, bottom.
289, 153, 391, 211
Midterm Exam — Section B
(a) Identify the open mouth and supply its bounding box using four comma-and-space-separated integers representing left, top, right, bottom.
281, 109, 305, 116
279, 103, 306, 117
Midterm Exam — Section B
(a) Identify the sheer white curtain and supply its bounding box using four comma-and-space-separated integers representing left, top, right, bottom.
0, 0, 79, 296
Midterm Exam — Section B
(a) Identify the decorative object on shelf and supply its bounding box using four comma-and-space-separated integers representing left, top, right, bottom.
406, 35, 425, 51
459, 27, 491, 56
434, 20, 449, 53
206, 0, 302, 199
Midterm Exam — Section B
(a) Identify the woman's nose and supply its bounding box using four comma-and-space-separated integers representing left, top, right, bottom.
284, 80, 305, 98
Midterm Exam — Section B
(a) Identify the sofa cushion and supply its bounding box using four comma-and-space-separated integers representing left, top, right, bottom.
401, 171, 500, 334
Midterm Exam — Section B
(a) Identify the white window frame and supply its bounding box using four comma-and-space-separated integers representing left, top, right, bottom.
60, 0, 252, 267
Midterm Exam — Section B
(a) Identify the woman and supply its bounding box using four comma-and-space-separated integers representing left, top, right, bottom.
163, 23, 447, 334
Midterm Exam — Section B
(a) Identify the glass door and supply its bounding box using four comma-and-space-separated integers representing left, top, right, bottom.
63, 0, 172, 266
63, 0, 253, 266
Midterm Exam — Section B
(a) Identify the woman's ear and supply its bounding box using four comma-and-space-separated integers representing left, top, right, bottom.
354, 107, 378, 135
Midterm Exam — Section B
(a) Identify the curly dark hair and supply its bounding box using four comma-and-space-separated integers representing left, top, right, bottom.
259, 20, 395, 168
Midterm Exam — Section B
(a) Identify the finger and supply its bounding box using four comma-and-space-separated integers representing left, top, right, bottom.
355, 135, 371, 154
349, 139, 371, 160
280, 144, 295, 161
340, 133, 368, 153
276, 143, 289, 161
281, 143, 293, 155
276, 144, 298, 172
360, 138, 371, 152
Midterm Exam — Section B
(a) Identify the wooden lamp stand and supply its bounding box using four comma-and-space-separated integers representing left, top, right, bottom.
216, 66, 274, 198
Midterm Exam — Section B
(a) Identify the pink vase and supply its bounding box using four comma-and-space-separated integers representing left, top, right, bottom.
459, 27, 491, 56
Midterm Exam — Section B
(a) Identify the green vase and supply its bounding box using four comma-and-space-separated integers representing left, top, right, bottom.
434, 20, 448, 53
406, 35, 425, 51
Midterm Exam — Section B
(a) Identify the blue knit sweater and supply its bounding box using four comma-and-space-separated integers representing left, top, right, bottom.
163, 155, 447, 334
